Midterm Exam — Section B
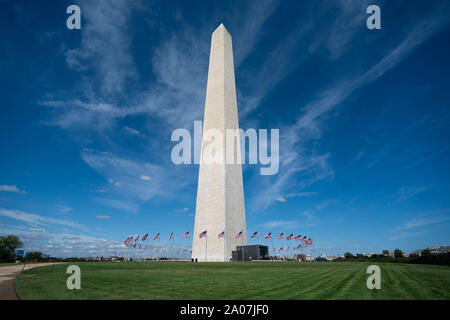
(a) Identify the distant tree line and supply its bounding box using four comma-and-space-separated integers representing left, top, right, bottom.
334, 249, 450, 266
0, 235, 23, 262
0, 235, 52, 262
3, 234, 448, 266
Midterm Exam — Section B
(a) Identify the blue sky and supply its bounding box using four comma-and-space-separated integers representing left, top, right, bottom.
0, 0, 449, 257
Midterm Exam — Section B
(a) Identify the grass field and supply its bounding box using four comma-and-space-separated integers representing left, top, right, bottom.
14, 261, 450, 300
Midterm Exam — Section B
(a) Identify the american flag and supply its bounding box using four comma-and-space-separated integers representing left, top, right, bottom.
153, 233, 160, 240
218, 231, 225, 239
264, 232, 272, 239
279, 247, 283, 251
135, 235, 140, 242
272, 248, 276, 252
183, 249, 188, 253
277, 233, 284, 240
133, 243, 136, 248
124, 237, 130, 246
236, 231, 243, 239
168, 232, 174, 241
286, 233, 293, 240
307, 238, 313, 245
294, 234, 302, 241
199, 230, 207, 238
142, 233, 149, 241
182, 231, 190, 238
286, 247, 290, 251
301, 236, 308, 242
250, 231, 258, 238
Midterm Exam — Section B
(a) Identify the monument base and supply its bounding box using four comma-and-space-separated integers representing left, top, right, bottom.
232, 245, 269, 261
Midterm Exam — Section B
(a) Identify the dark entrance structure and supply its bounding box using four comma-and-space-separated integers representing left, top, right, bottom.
232, 244, 269, 261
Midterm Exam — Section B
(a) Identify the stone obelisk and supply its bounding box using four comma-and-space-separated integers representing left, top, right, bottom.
192, 24, 247, 262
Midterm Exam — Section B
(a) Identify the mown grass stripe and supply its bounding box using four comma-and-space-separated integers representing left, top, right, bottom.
14, 261, 450, 300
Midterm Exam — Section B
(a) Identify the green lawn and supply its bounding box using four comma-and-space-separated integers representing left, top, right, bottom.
14, 261, 450, 300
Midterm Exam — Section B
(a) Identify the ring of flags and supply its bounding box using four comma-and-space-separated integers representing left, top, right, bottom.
123, 231, 313, 256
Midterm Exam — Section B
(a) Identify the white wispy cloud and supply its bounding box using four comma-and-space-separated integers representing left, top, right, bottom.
0, 185, 26, 194
389, 230, 428, 241
81, 148, 193, 212
37, 2, 450, 221
95, 198, 140, 213
259, 220, 299, 229
300, 210, 321, 227
249, 7, 450, 213
231, 0, 279, 67
276, 192, 318, 203
38, 1, 281, 215
96, 215, 111, 219
65, 0, 137, 96
0, 209, 83, 229
316, 199, 339, 210
392, 185, 431, 203
0, 224, 125, 257
322, 0, 373, 58
81, 148, 166, 201
124, 126, 145, 137
392, 211, 450, 233
238, 0, 374, 117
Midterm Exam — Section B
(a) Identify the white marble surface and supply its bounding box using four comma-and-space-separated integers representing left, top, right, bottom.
192, 24, 247, 262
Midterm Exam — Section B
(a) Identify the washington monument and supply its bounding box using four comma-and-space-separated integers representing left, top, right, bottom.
192, 24, 247, 262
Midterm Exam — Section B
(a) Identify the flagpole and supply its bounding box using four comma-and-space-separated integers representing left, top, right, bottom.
205, 234, 208, 262
242, 235, 245, 262
271, 236, 274, 258
223, 232, 226, 262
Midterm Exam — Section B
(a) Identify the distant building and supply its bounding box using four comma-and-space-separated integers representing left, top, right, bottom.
363, 252, 375, 257
324, 255, 340, 261
296, 254, 306, 262
409, 246, 450, 256
410, 245, 448, 256
429, 245, 449, 255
